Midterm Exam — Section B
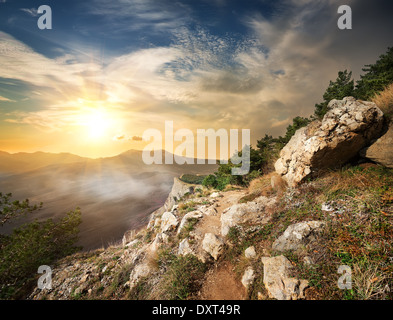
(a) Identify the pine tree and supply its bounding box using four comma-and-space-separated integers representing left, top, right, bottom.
314, 70, 355, 119
355, 47, 393, 100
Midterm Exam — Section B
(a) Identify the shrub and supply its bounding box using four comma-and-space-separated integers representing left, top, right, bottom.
0, 201, 82, 299
179, 174, 206, 185
160, 254, 207, 300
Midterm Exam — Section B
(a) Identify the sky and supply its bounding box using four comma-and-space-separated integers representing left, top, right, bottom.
0, 0, 392, 158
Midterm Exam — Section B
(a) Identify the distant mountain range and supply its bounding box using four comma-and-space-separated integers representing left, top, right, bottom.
0, 150, 217, 250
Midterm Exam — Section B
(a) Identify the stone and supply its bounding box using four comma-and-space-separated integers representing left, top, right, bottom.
129, 262, 152, 290
122, 229, 136, 246
275, 97, 384, 187
210, 192, 220, 198
202, 233, 224, 260
261, 255, 308, 300
272, 221, 325, 252
150, 233, 164, 253
245, 246, 257, 259
221, 196, 275, 236
303, 256, 314, 266
361, 121, 393, 168
160, 212, 178, 233
177, 210, 203, 235
125, 239, 139, 248
178, 238, 193, 256
241, 266, 255, 289
198, 205, 218, 216
163, 178, 195, 213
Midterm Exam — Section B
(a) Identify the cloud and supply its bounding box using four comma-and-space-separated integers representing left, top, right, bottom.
131, 136, 142, 141
20, 8, 39, 17
113, 134, 126, 141
86, 0, 193, 34
2, 0, 393, 151
0, 95, 15, 102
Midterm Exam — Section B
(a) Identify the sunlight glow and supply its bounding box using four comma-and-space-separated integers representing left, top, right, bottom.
79, 107, 112, 140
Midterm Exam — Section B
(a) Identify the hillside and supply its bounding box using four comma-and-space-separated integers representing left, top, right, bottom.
26, 95, 393, 301
28, 164, 393, 300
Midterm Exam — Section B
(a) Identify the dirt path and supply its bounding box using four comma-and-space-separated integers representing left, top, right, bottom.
198, 262, 247, 300
195, 189, 248, 300
194, 189, 246, 236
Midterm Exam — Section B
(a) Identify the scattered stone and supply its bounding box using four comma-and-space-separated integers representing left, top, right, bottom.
160, 212, 178, 233
129, 262, 152, 290
245, 246, 257, 259
125, 239, 139, 248
210, 192, 220, 198
177, 210, 203, 235
202, 233, 224, 260
261, 255, 309, 300
198, 205, 218, 216
122, 229, 136, 246
241, 266, 255, 290
272, 221, 325, 252
303, 256, 314, 266
221, 196, 275, 236
321, 203, 334, 212
178, 238, 193, 256
150, 233, 164, 253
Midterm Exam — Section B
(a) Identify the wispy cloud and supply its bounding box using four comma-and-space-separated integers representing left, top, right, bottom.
2, 0, 393, 150
0, 95, 15, 102
20, 8, 39, 17
86, 0, 193, 33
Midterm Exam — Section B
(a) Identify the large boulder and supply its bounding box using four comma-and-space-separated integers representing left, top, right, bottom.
361, 121, 393, 168
272, 221, 325, 252
275, 97, 384, 187
261, 255, 308, 300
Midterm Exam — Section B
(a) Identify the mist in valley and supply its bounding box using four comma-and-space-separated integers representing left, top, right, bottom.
0, 150, 217, 250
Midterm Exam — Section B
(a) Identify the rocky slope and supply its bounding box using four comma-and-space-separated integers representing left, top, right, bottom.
28, 97, 393, 300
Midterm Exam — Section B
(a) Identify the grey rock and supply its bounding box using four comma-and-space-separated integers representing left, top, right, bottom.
361, 121, 393, 168
241, 266, 255, 289
272, 221, 325, 252
261, 255, 308, 300
221, 196, 276, 236
275, 97, 384, 187
160, 212, 178, 233
177, 210, 203, 235
245, 246, 257, 259
202, 233, 224, 260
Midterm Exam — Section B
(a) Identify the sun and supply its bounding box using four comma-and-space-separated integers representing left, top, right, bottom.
86, 111, 109, 139
80, 108, 112, 140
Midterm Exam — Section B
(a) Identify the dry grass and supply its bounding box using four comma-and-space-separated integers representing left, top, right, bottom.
372, 83, 393, 118
248, 173, 274, 195
352, 263, 389, 300
238, 173, 287, 204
